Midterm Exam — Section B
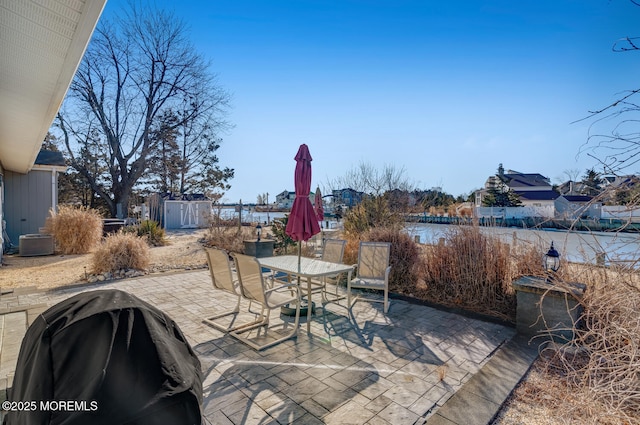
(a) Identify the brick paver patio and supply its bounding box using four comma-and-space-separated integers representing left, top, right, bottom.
0, 270, 519, 424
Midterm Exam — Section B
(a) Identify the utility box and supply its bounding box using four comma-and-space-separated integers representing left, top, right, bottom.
243, 239, 275, 258
19, 234, 54, 256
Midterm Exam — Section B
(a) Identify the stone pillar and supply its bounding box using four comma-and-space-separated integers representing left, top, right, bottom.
512, 276, 586, 343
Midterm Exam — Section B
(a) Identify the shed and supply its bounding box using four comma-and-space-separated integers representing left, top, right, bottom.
162, 195, 212, 229
3, 150, 66, 248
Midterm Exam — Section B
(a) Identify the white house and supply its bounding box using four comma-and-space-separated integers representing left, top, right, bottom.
275, 190, 316, 209
476, 170, 559, 208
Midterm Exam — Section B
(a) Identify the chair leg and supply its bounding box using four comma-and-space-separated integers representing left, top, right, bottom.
323, 274, 346, 304
384, 288, 389, 314
203, 295, 251, 332
229, 301, 300, 351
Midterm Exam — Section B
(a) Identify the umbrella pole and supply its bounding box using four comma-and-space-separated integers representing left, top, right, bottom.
297, 242, 302, 306
297, 242, 302, 275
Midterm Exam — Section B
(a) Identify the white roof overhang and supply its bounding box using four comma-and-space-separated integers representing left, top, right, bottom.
0, 0, 106, 174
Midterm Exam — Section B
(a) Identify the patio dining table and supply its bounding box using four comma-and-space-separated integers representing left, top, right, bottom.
257, 255, 353, 334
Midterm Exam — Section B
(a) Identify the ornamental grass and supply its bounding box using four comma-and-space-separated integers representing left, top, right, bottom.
418, 226, 541, 320
44, 205, 103, 254
91, 233, 149, 274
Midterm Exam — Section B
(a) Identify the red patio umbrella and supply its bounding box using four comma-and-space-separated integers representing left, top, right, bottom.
285, 144, 321, 271
314, 186, 324, 224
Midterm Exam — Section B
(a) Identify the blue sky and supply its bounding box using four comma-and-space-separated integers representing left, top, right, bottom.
102, 0, 640, 202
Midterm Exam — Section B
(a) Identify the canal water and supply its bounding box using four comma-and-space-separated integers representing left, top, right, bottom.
406, 223, 640, 266
215, 208, 640, 266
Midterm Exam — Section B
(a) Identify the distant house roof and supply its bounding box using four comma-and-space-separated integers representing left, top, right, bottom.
34, 150, 66, 166
561, 195, 593, 203
504, 173, 551, 188
279, 190, 294, 197
515, 190, 559, 201
602, 175, 640, 188
557, 180, 589, 195
332, 188, 364, 195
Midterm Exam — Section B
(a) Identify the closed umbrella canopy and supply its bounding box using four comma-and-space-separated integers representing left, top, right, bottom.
285, 144, 321, 242
314, 186, 324, 222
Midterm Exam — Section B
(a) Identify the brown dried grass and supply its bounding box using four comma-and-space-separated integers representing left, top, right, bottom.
343, 236, 360, 266
91, 233, 149, 274
44, 205, 103, 254
499, 353, 625, 425
203, 225, 253, 254
418, 226, 540, 319
539, 267, 640, 423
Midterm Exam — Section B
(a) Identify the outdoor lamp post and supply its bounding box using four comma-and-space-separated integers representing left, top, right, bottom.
256, 223, 262, 242
543, 241, 560, 282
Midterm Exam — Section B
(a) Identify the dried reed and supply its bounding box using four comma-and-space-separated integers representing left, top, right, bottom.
91, 233, 149, 274
44, 205, 103, 254
203, 225, 249, 254
419, 226, 535, 319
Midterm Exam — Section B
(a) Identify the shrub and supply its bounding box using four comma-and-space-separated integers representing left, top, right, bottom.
343, 196, 403, 235
203, 225, 246, 254
91, 233, 149, 274
343, 237, 360, 267
419, 226, 519, 319
270, 216, 296, 255
137, 220, 167, 246
44, 205, 103, 254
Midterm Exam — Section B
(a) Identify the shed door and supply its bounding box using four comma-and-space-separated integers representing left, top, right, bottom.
180, 202, 198, 228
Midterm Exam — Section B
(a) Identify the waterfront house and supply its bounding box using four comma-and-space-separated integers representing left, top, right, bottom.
274, 190, 316, 209
332, 188, 364, 208
475, 170, 558, 207
515, 190, 559, 208
275, 190, 296, 209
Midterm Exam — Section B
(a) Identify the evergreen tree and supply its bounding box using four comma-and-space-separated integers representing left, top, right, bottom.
581, 168, 602, 196
482, 164, 522, 207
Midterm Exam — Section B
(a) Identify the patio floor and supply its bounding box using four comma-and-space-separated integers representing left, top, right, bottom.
0, 270, 537, 425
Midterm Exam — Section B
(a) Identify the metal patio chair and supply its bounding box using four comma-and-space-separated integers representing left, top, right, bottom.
229, 253, 301, 350
309, 238, 347, 302
348, 241, 392, 313
202, 247, 261, 333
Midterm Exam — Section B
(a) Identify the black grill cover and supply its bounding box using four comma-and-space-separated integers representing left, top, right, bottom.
4, 290, 202, 425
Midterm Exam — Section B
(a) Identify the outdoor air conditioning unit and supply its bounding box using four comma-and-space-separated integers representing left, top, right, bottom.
19, 234, 55, 256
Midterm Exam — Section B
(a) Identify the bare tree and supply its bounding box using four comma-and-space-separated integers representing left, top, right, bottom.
326, 161, 415, 196
563, 168, 581, 183
577, 2, 640, 177
143, 107, 234, 197
55, 4, 231, 217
